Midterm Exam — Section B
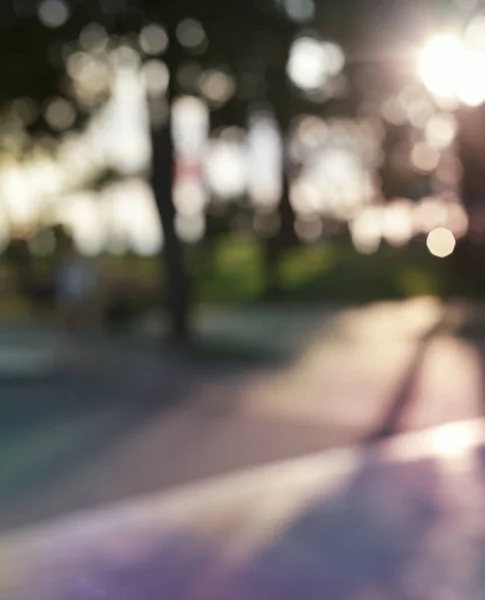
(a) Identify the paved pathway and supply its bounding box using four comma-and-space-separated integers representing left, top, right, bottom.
3, 419, 485, 600
1, 298, 484, 531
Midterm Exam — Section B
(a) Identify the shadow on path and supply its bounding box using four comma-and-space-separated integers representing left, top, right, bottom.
0, 346, 259, 529
11, 448, 447, 600
369, 312, 450, 442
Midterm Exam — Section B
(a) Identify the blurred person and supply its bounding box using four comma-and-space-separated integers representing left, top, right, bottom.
55, 238, 99, 332
6, 236, 33, 300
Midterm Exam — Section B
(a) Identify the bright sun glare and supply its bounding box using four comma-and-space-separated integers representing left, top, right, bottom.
419, 34, 485, 107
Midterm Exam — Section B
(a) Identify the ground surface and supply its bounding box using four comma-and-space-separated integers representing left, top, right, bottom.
1, 298, 484, 532
3, 419, 485, 600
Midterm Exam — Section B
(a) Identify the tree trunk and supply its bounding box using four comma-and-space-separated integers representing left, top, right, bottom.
262, 38, 297, 300
263, 168, 293, 299
454, 105, 485, 298
149, 43, 191, 340
150, 123, 191, 340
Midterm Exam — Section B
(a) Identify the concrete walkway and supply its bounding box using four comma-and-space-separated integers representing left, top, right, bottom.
1, 298, 484, 532
3, 419, 485, 600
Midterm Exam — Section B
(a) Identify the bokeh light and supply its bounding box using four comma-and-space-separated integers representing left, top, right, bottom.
139, 24, 168, 56
427, 227, 456, 258
291, 115, 327, 161
205, 129, 247, 199
425, 114, 457, 149
414, 197, 449, 234
142, 60, 170, 97
173, 178, 207, 216
382, 200, 413, 247
247, 113, 282, 208
446, 202, 469, 239
418, 35, 463, 99
176, 19, 206, 51
419, 34, 485, 107
198, 70, 236, 106
350, 206, 382, 254
79, 23, 108, 52
59, 194, 105, 256
283, 0, 315, 22
67, 51, 111, 107
465, 13, 485, 52
406, 99, 434, 129
175, 213, 206, 243
38, 0, 69, 28
44, 98, 76, 131
290, 178, 322, 216
172, 96, 209, 159
411, 141, 440, 173
381, 96, 408, 126
287, 38, 345, 91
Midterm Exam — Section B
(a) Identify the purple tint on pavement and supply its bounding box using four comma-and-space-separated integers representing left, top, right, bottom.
3, 421, 485, 600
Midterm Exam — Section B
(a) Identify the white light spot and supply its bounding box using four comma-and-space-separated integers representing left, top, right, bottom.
419, 34, 485, 107
172, 96, 209, 159
247, 113, 282, 207
290, 178, 322, 215
465, 14, 485, 53
66, 196, 105, 256
176, 19, 206, 50
406, 99, 434, 129
44, 98, 76, 131
139, 24, 168, 55
382, 200, 413, 247
446, 203, 469, 239
287, 38, 344, 90
175, 213, 205, 243
174, 178, 207, 216
425, 114, 457, 148
112, 45, 141, 69
350, 207, 382, 254
427, 227, 456, 258
381, 96, 407, 126
457, 49, 485, 107
142, 60, 169, 97
411, 142, 440, 173
198, 70, 235, 105
38, 0, 69, 27
284, 0, 315, 22
79, 23, 108, 51
414, 197, 448, 233
418, 35, 463, 99
205, 132, 247, 198
292, 115, 327, 159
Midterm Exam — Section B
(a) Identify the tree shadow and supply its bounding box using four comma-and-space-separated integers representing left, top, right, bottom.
221, 454, 443, 600
11, 450, 445, 600
368, 313, 450, 442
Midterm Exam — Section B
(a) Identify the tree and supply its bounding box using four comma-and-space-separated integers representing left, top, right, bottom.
0, 0, 192, 337
2, 0, 419, 321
